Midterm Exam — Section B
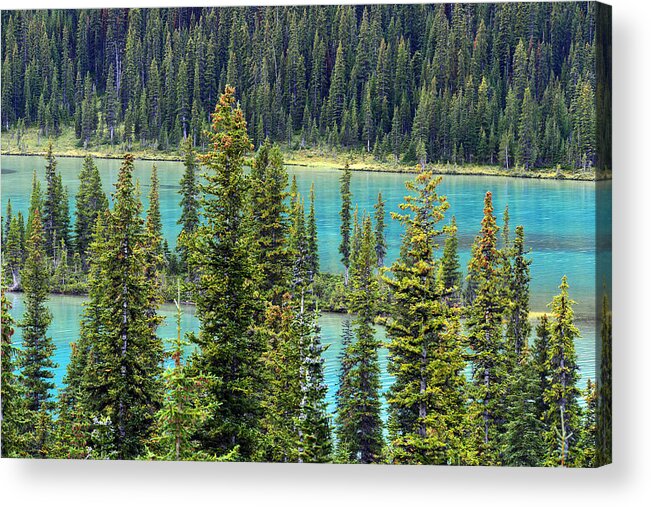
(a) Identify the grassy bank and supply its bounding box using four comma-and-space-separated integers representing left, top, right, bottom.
2, 126, 597, 181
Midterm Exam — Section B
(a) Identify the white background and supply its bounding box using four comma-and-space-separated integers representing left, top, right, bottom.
1, 0, 649, 505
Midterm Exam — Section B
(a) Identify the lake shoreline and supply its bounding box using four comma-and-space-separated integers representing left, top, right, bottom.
1, 148, 600, 182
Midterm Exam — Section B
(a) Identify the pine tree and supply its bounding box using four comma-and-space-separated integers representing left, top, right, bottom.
188, 87, 264, 459
384, 171, 470, 465
73, 154, 164, 460
505, 226, 532, 360
339, 161, 352, 285
249, 139, 290, 304
306, 182, 319, 284
439, 216, 462, 305
42, 142, 68, 257
373, 191, 387, 267
18, 210, 57, 457
74, 154, 108, 266
1, 291, 30, 457
177, 137, 200, 270
337, 214, 384, 463
543, 276, 583, 467
147, 285, 219, 461
465, 191, 507, 464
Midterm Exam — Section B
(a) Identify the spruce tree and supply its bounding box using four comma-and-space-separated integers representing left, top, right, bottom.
148, 285, 218, 461
18, 210, 57, 457
1, 291, 30, 457
74, 154, 108, 266
543, 276, 583, 467
337, 214, 384, 463
42, 142, 68, 257
339, 161, 352, 285
384, 171, 469, 465
505, 225, 532, 360
258, 295, 302, 462
73, 154, 164, 459
465, 191, 507, 464
373, 191, 387, 267
439, 216, 462, 305
177, 137, 200, 270
187, 87, 264, 459
306, 182, 319, 284
249, 139, 290, 304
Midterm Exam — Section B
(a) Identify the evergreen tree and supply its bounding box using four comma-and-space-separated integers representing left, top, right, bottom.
339, 161, 352, 285
73, 154, 164, 460
373, 191, 387, 267
500, 353, 546, 466
384, 171, 470, 465
505, 226, 532, 360
147, 285, 218, 461
18, 210, 57, 457
543, 276, 583, 467
258, 295, 302, 462
177, 137, 200, 270
439, 216, 462, 305
306, 182, 319, 284
187, 87, 264, 459
42, 142, 69, 257
249, 139, 290, 304
337, 214, 384, 463
74, 154, 108, 266
1, 291, 30, 457
465, 191, 507, 464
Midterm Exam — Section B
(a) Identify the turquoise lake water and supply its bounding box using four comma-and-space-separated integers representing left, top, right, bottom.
5, 292, 594, 417
1, 154, 604, 412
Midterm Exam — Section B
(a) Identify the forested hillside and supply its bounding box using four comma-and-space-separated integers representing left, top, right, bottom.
2, 3, 599, 171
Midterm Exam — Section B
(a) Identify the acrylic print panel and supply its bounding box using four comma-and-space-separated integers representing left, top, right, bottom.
0, 2, 611, 467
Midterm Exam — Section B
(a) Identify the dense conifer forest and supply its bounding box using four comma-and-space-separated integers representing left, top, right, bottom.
2, 3, 602, 171
1, 4, 611, 466
1, 86, 611, 465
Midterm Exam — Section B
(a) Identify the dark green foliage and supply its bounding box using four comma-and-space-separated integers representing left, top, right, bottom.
74, 155, 108, 266
42, 143, 69, 257
1, 291, 30, 457
542, 276, 583, 467
68, 154, 165, 460
249, 139, 290, 304
306, 183, 319, 283
336, 215, 384, 463
384, 171, 470, 465
505, 225, 532, 361
17, 210, 57, 457
465, 191, 507, 464
339, 162, 352, 284
439, 216, 462, 305
187, 87, 264, 459
373, 192, 387, 267
500, 355, 546, 467
177, 138, 200, 268
147, 288, 220, 461
2, 5, 600, 171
